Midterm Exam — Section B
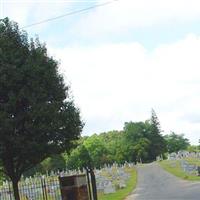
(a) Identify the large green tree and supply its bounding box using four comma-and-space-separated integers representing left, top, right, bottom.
66, 135, 108, 169
66, 144, 92, 170
124, 110, 166, 162
83, 134, 108, 168
24, 154, 66, 176
99, 131, 129, 164
124, 121, 151, 162
0, 18, 83, 200
164, 132, 190, 153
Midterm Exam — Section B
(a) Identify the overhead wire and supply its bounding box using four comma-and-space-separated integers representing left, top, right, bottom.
20, 0, 119, 29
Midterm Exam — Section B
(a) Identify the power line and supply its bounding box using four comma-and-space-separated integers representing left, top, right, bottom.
20, 0, 119, 29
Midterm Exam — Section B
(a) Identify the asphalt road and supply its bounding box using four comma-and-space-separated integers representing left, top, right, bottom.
125, 163, 200, 200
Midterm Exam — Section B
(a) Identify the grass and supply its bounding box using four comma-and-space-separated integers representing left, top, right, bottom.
185, 158, 200, 166
159, 159, 200, 181
98, 167, 137, 200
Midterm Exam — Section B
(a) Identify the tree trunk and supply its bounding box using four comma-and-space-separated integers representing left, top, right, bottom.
11, 178, 20, 200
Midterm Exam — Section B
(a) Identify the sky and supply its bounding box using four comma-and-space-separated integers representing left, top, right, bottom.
1, 0, 200, 144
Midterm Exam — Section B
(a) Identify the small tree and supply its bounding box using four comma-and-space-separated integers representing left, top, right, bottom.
0, 18, 83, 200
164, 132, 190, 153
148, 109, 166, 160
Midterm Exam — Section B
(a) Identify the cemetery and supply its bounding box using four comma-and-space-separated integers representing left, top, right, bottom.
0, 164, 136, 200
0, 5, 200, 200
159, 151, 200, 180
168, 151, 200, 160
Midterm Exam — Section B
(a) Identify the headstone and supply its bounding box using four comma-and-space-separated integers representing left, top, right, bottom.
103, 183, 116, 194
119, 180, 126, 189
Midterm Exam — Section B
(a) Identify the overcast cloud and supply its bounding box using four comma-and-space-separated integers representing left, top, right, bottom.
50, 35, 200, 144
2, 0, 200, 144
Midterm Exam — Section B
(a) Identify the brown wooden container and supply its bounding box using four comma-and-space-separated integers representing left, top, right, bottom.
59, 174, 89, 200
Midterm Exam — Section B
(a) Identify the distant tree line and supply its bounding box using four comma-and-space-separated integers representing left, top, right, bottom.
0, 108, 196, 182
13, 109, 197, 176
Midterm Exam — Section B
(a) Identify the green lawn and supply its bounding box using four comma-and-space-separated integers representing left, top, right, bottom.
98, 167, 137, 200
185, 158, 200, 166
159, 159, 200, 181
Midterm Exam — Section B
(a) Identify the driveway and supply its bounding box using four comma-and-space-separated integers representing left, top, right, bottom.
125, 162, 200, 200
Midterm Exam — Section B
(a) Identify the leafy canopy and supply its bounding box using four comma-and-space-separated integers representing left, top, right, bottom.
0, 18, 83, 199
124, 110, 166, 162
164, 132, 190, 153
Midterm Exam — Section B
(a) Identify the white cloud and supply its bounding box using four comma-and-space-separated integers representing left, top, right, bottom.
71, 0, 200, 38
2, 0, 72, 29
3, 0, 200, 144
2, 1, 32, 25
48, 33, 200, 144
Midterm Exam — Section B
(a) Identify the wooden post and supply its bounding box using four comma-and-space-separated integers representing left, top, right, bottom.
89, 168, 97, 200
86, 168, 92, 200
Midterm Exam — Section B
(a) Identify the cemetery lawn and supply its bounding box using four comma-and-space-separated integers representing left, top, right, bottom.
98, 167, 137, 200
159, 160, 200, 181
185, 158, 200, 166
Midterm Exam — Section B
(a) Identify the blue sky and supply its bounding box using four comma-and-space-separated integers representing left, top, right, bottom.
2, 0, 200, 144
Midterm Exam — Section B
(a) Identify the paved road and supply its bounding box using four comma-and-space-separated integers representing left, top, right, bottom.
126, 163, 200, 200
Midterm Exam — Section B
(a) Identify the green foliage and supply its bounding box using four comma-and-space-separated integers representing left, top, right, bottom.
83, 134, 108, 168
66, 135, 108, 169
24, 154, 66, 176
44, 154, 66, 171
123, 121, 151, 162
66, 145, 91, 170
123, 110, 166, 163
66, 110, 167, 169
99, 131, 127, 163
66, 130, 133, 170
0, 18, 83, 199
132, 138, 151, 162
164, 132, 190, 153
187, 145, 199, 153
33, 111, 192, 174
0, 161, 6, 184
148, 109, 166, 158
